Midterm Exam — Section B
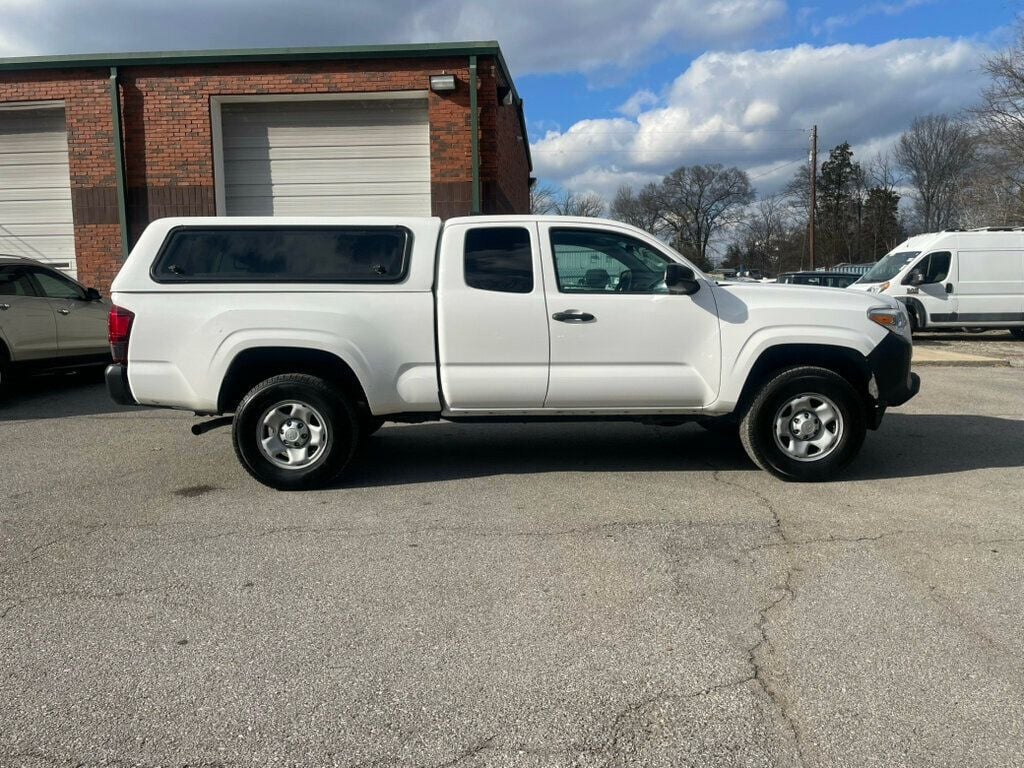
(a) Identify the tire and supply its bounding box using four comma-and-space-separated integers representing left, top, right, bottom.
232, 373, 358, 491
1009, 328, 1024, 341
739, 366, 866, 482
907, 305, 922, 334
0, 353, 9, 399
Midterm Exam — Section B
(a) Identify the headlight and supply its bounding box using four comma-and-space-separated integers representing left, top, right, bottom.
868, 306, 911, 340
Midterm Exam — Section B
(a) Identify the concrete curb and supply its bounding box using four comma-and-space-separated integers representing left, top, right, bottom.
913, 359, 1012, 368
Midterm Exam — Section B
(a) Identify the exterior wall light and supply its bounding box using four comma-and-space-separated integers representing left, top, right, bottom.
429, 74, 457, 92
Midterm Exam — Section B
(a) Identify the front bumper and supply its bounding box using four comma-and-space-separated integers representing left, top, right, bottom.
105, 364, 137, 406
865, 332, 920, 427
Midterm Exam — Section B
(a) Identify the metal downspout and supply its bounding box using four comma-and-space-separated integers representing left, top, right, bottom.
109, 66, 129, 258
469, 55, 480, 214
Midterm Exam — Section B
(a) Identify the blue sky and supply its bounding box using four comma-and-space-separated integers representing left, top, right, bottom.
0, 0, 1017, 199
522, 1, 1012, 135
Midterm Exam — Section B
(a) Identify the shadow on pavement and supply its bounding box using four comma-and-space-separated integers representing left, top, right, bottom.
339, 412, 1024, 488
0, 369, 134, 421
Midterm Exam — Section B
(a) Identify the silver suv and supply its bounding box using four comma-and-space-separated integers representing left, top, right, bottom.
0, 255, 110, 392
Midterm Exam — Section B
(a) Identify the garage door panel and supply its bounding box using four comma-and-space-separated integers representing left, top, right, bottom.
226, 144, 429, 162
226, 181, 431, 198
221, 99, 431, 217
224, 129, 429, 150
224, 157, 431, 184
0, 187, 72, 202
230, 194, 432, 217
0, 107, 76, 275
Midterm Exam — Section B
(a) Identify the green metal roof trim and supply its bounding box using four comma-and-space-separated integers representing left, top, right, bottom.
0, 39, 531, 170
0, 40, 502, 70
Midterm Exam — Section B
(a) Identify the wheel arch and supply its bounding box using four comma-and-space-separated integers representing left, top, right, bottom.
217, 346, 370, 416
733, 343, 872, 418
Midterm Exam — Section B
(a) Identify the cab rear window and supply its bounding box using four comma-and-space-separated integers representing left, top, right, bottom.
152, 226, 411, 283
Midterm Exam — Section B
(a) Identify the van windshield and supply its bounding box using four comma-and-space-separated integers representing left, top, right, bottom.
856, 251, 920, 284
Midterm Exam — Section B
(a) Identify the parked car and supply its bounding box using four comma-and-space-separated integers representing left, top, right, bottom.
850, 228, 1024, 337
0, 255, 110, 393
106, 216, 919, 489
777, 271, 861, 289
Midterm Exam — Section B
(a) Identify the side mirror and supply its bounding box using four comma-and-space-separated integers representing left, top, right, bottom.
665, 263, 701, 296
907, 270, 925, 286
85, 287, 101, 301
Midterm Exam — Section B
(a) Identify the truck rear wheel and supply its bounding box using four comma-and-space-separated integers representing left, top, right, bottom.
232, 373, 358, 491
1010, 327, 1024, 341
740, 366, 866, 482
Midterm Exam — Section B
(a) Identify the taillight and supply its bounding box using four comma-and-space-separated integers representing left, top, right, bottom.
109, 305, 135, 364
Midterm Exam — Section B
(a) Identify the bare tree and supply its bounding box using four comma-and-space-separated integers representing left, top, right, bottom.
554, 190, 606, 218
657, 164, 755, 268
741, 194, 790, 275
609, 183, 664, 235
894, 114, 976, 232
974, 25, 1024, 166
529, 183, 558, 214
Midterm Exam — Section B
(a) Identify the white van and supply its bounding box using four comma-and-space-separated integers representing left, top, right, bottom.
850, 229, 1024, 338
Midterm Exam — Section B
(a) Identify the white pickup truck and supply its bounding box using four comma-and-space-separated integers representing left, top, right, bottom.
105, 216, 919, 489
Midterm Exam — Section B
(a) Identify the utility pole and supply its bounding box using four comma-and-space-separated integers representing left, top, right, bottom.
809, 124, 817, 270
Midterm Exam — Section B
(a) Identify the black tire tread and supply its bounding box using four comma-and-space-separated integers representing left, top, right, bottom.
739, 365, 865, 482
232, 373, 357, 490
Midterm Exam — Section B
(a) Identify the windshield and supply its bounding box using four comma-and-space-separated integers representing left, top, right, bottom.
857, 251, 920, 284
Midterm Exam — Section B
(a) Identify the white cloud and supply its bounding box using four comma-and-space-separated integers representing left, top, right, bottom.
816, 0, 936, 36
618, 90, 661, 118
531, 37, 989, 201
0, 0, 787, 77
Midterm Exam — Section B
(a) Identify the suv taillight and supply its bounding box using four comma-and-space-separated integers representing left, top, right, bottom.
109, 305, 135, 364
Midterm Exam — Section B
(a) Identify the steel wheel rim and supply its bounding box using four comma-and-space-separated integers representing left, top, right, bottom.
772, 392, 844, 462
257, 400, 329, 471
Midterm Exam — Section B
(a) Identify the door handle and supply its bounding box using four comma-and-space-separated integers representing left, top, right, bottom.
58, 308, 71, 315
0, 303, 9, 310
552, 310, 596, 323
945, 283, 954, 294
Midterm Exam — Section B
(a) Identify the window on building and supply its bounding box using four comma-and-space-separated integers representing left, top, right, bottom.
463, 227, 533, 293
153, 227, 411, 282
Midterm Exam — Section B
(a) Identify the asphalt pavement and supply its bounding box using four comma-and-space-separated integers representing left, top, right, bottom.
1, 366, 1023, 767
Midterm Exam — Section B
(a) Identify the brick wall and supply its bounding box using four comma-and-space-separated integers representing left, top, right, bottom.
1, 54, 530, 291
478, 62, 531, 215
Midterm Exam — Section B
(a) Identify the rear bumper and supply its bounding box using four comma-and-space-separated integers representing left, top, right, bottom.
105, 364, 137, 406
865, 332, 920, 427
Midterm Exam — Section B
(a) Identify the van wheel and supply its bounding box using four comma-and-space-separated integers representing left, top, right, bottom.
232, 373, 358, 491
740, 366, 866, 482
907, 305, 922, 333
1009, 328, 1024, 341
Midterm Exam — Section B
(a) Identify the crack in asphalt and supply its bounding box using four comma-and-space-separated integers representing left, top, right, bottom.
703, 463, 808, 765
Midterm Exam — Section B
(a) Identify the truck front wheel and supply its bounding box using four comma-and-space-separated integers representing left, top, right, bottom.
739, 366, 866, 482
232, 373, 358, 491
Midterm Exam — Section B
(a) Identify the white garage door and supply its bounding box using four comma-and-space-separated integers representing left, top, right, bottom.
220, 98, 431, 217
0, 106, 76, 276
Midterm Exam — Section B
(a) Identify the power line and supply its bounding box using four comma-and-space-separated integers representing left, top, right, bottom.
747, 156, 809, 180
533, 128, 812, 136
532, 146, 810, 155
